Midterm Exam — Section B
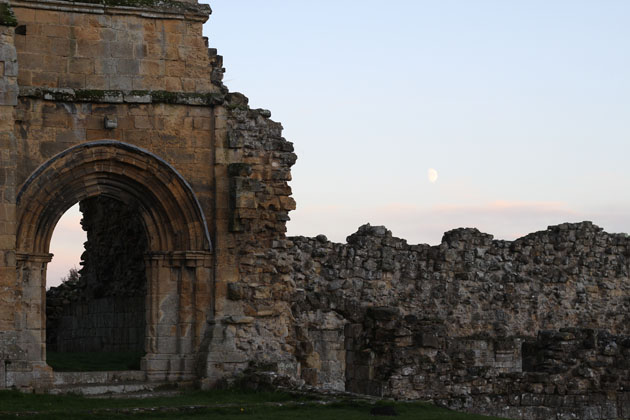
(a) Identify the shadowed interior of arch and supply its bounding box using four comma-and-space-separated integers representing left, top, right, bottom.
46, 196, 148, 371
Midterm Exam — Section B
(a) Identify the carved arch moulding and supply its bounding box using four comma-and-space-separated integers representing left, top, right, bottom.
15, 140, 214, 382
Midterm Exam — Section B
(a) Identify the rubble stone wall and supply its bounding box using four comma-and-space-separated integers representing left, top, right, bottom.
202, 92, 297, 385
224, 222, 630, 419
78, 196, 148, 299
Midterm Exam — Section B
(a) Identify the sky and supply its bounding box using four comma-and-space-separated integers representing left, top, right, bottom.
47, 0, 630, 287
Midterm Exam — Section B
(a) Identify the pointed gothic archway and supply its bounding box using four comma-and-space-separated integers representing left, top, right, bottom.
16, 140, 213, 381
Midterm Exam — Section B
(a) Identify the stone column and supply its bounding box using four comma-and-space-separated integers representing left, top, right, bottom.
143, 251, 212, 382
12, 253, 53, 390
15, 253, 52, 362
143, 253, 170, 380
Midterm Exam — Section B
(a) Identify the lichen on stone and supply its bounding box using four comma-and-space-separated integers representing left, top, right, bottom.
20, 87, 225, 106
151, 90, 224, 105
73, 89, 118, 101
53, 0, 210, 15
0, 3, 18, 27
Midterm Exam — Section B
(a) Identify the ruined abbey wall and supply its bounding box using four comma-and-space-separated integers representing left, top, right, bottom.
281, 223, 630, 419
0, 0, 295, 388
1, 1, 630, 419
219, 222, 630, 419
11, 0, 220, 216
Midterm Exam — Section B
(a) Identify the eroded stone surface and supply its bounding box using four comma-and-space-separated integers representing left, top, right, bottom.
220, 223, 630, 419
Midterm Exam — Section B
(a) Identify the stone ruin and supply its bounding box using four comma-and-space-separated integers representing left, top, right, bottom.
0, 1, 629, 419
46, 196, 147, 354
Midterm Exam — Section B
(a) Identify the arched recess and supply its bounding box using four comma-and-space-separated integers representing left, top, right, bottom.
16, 140, 213, 381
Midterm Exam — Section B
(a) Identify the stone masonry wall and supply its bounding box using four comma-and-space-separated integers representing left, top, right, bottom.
10, 0, 220, 223
3, 0, 300, 387
0, 7, 22, 388
285, 222, 630, 340
0, 4, 17, 332
202, 91, 298, 384
223, 222, 630, 419
12, 1, 216, 93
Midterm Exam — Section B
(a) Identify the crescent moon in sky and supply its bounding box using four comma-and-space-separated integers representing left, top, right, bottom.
428, 168, 438, 183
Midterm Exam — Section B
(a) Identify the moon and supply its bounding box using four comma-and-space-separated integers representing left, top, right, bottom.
428, 168, 438, 183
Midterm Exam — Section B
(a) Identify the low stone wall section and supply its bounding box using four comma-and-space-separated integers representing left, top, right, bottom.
225, 221, 630, 418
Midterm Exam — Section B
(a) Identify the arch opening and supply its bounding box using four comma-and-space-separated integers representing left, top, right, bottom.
46, 196, 148, 371
16, 141, 213, 381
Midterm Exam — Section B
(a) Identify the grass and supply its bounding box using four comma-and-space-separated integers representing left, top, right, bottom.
0, 389, 508, 420
46, 351, 144, 371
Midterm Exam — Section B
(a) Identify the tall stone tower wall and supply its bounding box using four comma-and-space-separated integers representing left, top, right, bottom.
0, 0, 296, 389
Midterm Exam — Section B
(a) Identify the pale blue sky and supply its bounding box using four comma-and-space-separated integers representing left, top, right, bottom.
205, 0, 630, 241
47, 1, 630, 286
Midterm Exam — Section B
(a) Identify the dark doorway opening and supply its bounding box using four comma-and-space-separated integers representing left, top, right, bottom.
46, 196, 148, 371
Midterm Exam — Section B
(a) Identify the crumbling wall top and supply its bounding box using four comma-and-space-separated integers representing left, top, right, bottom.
9, 0, 211, 21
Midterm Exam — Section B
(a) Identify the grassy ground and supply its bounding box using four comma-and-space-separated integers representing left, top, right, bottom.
46, 351, 144, 371
0, 389, 508, 420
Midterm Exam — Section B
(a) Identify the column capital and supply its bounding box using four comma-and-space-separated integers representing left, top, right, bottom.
16, 252, 53, 264
144, 251, 212, 267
